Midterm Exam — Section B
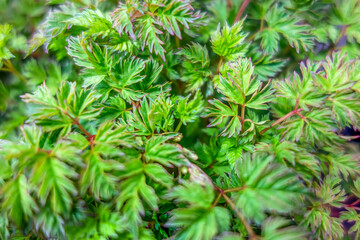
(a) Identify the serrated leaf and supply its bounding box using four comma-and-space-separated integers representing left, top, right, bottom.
145, 135, 185, 167
204, 100, 241, 138
262, 217, 307, 240
1, 175, 38, 226
231, 153, 306, 223
211, 20, 248, 61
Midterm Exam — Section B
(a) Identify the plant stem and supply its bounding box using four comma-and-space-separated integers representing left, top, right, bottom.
64, 112, 94, 140
222, 193, 257, 239
260, 108, 303, 135
212, 193, 222, 207
259, 18, 264, 31
348, 198, 360, 207
175, 36, 180, 48
73, 118, 93, 139
2, 59, 27, 83
329, 25, 347, 54
175, 121, 183, 132
240, 104, 245, 127
234, 0, 251, 23
224, 186, 246, 193
216, 56, 223, 74
200, 169, 256, 238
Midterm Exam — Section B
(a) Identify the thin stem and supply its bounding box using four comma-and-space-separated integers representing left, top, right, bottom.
73, 118, 93, 139
64, 112, 94, 140
175, 121, 183, 132
347, 206, 360, 211
260, 108, 303, 135
329, 25, 346, 54
234, 0, 251, 23
216, 56, 223, 74
224, 186, 246, 193
294, 98, 300, 110
348, 198, 360, 207
222, 193, 257, 239
247, 33, 256, 41
175, 36, 180, 48
259, 18, 264, 31
240, 104, 245, 127
2, 59, 27, 83
194, 165, 255, 238
212, 193, 222, 207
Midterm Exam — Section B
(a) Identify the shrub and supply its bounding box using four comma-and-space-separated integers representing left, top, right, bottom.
1, 0, 360, 239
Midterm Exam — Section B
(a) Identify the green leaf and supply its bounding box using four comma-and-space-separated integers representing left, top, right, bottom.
262, 217, 307, 240
1, 175, 38, 226
156, 0, 199, 39
314, 51, 354, 92
321, 153, 360, 177
31, 155, 77, 214
246, 80, 274, 110
180, 43, 212, 92
206, 58, 275, 136
109, 56, 147, 89
276, 60, 324, 111
145, 135, 185, 167
128, 97, 157, 136
28, 4, 77, 53
167, 181, 214, 207
67, 36, 110, 86
251, 52, 285, 81
66, 204, 126, 239
0, 81, 9, 112
303, 184, 344, 240
204, 100, 241, 137
116, 159, 158, 238
22, 81, 101, 133
174, 91, 205, 125
231, 153, 306, 223
327, 91, 360, 128
166, 206, 230, 240
112, 1, 138, 40
81, 152, 122, 200
211, 19, 248, 61
256, 28, 280, 54
67, 9, 113, 37
216, 58, 274, 109
144, 163, 173, 188
166, 181, 230, 240
35, 206, 65, 238
281, 109, 339, 145
0, 24, 14, 61
137, 15, 166, 61
340, 208, 360, 238
261, 5, 313, 53
330, 0, 360, 43
0, 214, 9, 240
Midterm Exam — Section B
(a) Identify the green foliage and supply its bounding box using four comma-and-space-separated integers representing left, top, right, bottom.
1, 0, 360, 239
230, 153, 306, 223
256, 4, 313, 53
211, 19, 248, 61
0, 24, 14, 62
166, 182, 231, 240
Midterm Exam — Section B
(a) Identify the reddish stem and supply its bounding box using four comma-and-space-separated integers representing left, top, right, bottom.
234, 0, 251, 23
260, 108, 303, 135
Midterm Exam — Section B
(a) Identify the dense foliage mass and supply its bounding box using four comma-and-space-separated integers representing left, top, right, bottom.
1, 0, 360, 239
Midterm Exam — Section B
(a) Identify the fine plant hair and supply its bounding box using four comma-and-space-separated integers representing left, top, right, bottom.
1, 0, 360, 239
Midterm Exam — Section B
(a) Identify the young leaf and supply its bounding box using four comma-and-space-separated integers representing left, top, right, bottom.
231, 153, 306, 223
1, 175, 38, 226
211, 19, 248, 61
